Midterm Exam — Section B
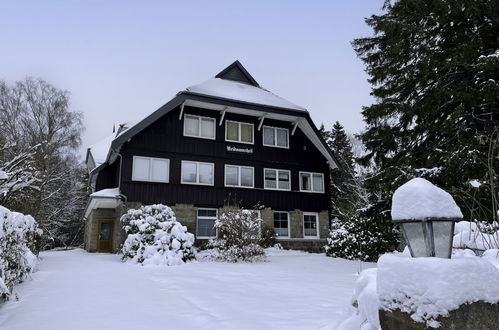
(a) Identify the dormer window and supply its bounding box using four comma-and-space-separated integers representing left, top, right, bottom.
225, 121, 254, 144
263, 126, 289, 148
183, 115, 216, 140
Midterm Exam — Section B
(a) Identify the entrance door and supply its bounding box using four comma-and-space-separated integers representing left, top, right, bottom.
97, 221, 113, 252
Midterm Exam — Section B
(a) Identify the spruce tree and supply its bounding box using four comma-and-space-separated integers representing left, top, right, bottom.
353, 0, 499, 224
328, 122, 357, 219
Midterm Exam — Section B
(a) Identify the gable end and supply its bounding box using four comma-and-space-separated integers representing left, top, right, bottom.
215, 60, 260, 87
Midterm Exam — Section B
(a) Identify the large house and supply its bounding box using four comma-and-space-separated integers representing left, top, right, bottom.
84, 61, 340, 253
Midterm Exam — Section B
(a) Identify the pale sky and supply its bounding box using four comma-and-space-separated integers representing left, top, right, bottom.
0, 0, 383, 157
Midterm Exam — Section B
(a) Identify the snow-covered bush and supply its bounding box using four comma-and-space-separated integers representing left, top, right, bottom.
259, 223, 277, 248
0, 205, 40, 300
453, 220, 499, 251
208, 206, 265, 262
325, 208, 398, 262
121, 204, 195, 266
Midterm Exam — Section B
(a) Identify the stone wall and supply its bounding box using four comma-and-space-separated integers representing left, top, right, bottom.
171, 204, 197, 236
85, 202, 330, 254
379, 302, 499, 330
277, 239, 327, 253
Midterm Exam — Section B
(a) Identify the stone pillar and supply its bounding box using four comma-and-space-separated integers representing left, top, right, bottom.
171, 204, 197, 235
260, 207, 274, 229
112, 204, 125, 253
289, 209, 303, 238
318, 210, 330, 239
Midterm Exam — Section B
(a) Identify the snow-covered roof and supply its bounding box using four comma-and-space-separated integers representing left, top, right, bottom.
88, 134, 115, 167
90, 187, 120, 198
186, 78, 307, 112
391, 178, 463, 221
86, 61, 340, 174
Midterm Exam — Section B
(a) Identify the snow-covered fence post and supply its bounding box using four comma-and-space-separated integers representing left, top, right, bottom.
391, 178, 463, 258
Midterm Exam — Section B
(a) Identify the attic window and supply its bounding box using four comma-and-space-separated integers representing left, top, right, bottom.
263, 126, 289, 148
184, 115, 216, 140
226, 121, 254, 144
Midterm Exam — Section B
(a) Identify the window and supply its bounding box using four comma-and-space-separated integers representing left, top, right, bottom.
299, 172, 324, 193
225, 165, 254, 188
303, 212, 319, 238
197, 208, 217, 238
264, 168, 290, 190
183, 115, 216, 139
181, 161, 214, 185
273, 211, 289, 237
263, 126, 289, 148
132, 156, 169, 183
226, 121, 254, 144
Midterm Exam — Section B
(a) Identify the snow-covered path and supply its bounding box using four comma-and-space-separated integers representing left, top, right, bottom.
0, 249, 374, 330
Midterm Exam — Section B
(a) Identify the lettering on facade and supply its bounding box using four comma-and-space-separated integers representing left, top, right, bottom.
226, 145, 253, 154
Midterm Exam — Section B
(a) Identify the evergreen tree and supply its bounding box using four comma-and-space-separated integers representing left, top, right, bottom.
329, 122, 357, 219
322, 122, 398, 261
352, 0, 499, 224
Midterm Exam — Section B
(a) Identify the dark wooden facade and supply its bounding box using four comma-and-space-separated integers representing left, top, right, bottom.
96, 105, 331, 212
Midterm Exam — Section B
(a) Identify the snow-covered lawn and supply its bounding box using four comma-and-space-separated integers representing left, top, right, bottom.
0, 248, 374, 330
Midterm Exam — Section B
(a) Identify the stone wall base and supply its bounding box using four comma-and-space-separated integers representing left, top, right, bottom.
379, 302, 499, 330
277, 239, 326, 253
85, 202, 330, 254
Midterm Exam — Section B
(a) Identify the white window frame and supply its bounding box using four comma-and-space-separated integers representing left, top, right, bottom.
225, 120, 254, 145
197, 208, 218, 239
263, 168, 291, 191
262, 125, 289, 149
224, 165, 255, 188
299, 171, 325, 193
181, 160, 215, 186
273, 211, 290, 239
131, 156, 169, 183
303, 212, 320, 239
183, 114, 216, 140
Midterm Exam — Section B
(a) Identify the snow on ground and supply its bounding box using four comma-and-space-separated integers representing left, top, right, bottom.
0, 248, 374, 330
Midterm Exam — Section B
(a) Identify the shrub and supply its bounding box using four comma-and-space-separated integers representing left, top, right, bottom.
260, 223, 277, 248
208, 205, 266, 262
121, 204, 195, 266
0, 206, 40, 300
325, 206, 398, 262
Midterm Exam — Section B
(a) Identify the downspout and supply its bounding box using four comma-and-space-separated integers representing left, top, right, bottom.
115, 152, 128, 212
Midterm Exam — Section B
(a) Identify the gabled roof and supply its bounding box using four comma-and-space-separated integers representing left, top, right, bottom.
87, 61, 340, 173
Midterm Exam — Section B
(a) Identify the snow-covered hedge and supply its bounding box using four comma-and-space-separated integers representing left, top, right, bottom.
453, 220, 499, 250
0, 206, 40, 300
121, 204, 195, 266
208, 206, 265, 262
